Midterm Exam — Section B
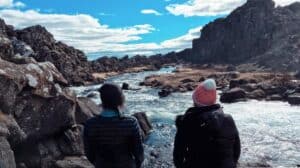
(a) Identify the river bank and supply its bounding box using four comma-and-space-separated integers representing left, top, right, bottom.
141, 65, 300, 105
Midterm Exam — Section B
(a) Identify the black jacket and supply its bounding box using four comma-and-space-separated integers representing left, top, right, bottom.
83, 115, 144, 168
173, 104, 241, 168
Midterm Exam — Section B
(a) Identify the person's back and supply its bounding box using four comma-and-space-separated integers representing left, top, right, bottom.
83, 83, 144, 168
173, 79, 241, 168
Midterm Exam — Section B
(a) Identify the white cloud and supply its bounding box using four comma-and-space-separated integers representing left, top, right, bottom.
160, 26, 201, 51
275, 0, 300, 6
141, 9, 163, 16
166, 0, 299, 17
89, 26, 202, 57
0, 0, 13, 7
0, 9, 156, 53
0, 0, 25, 8
13, 1, 25, 8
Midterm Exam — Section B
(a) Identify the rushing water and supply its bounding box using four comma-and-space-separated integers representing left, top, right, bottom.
72, 67, 300, 168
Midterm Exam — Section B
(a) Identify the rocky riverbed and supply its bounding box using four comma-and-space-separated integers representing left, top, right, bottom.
141, 65, 300, 105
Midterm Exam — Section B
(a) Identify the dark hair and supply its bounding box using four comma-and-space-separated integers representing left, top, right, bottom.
98, 83, 125, 111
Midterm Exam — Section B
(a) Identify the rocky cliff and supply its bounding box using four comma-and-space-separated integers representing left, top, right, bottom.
0, 18, 95, 86
187, 0, 300, 71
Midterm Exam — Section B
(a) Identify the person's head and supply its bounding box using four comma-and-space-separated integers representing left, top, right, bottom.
192, 79, 217, 107
98, 83, 125, 112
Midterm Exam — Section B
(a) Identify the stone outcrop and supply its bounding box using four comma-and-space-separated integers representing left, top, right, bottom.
0, 18, 94, 86
0, 58, 98, 168
186, 0, 300, 72
220, 88, 247, 103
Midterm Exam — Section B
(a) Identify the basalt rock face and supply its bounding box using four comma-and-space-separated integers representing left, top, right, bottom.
0, 58, 97, 168
189, 0, 300, 71
0, 18, 94, 85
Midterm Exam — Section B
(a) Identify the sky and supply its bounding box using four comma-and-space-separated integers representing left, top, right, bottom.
0, 0, 298, 59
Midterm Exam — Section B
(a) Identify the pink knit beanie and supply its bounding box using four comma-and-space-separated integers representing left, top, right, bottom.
192, 79, 217, 107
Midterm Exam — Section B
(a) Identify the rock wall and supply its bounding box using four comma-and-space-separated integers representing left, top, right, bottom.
187, 0, 300, 71
0, 57, 98, 168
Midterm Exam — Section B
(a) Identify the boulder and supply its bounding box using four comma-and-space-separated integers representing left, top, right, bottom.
15, 94, 76, 140
132, 112, 152, 140
58, 127, 84, 156
0, 137, 16, 168
220, 88, 247, 103
158, 89, 171, 98
248, 89, 266, 99
0, 58, 75, 140
229, 79, 248, 89
259, 84, 286, 95
76, 97, 100, 124
15, 139, 62, 168
122, 82, 130, 90
287, 93, 300, 105
0, 113, 26, 148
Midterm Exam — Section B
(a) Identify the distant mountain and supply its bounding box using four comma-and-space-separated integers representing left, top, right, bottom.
180, 0, 300, 71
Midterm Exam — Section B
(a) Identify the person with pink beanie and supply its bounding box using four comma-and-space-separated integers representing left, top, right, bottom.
173, 79, 241, 168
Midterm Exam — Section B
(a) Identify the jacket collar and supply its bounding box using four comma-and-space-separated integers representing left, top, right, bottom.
100, 109, 119, 117
186, 104, 221, 115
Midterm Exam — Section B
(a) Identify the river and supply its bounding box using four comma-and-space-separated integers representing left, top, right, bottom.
72, 67, 300, 168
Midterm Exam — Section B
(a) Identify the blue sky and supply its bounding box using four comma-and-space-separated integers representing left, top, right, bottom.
14, 0, 221, 50
0, 0, 297, 59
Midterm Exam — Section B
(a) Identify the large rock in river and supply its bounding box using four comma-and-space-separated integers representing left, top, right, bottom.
287, 93, 300, 105
220, 88, 247, 103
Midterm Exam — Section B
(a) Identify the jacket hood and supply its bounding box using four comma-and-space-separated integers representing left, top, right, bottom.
175, 104, 222, 128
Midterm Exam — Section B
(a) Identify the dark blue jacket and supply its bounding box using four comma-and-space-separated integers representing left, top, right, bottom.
174, 104, 241, 168
83, 111, 144, 168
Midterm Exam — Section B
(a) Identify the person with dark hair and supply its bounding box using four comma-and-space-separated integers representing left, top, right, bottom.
83, 83, 144, 168
174, 79, 241, 168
